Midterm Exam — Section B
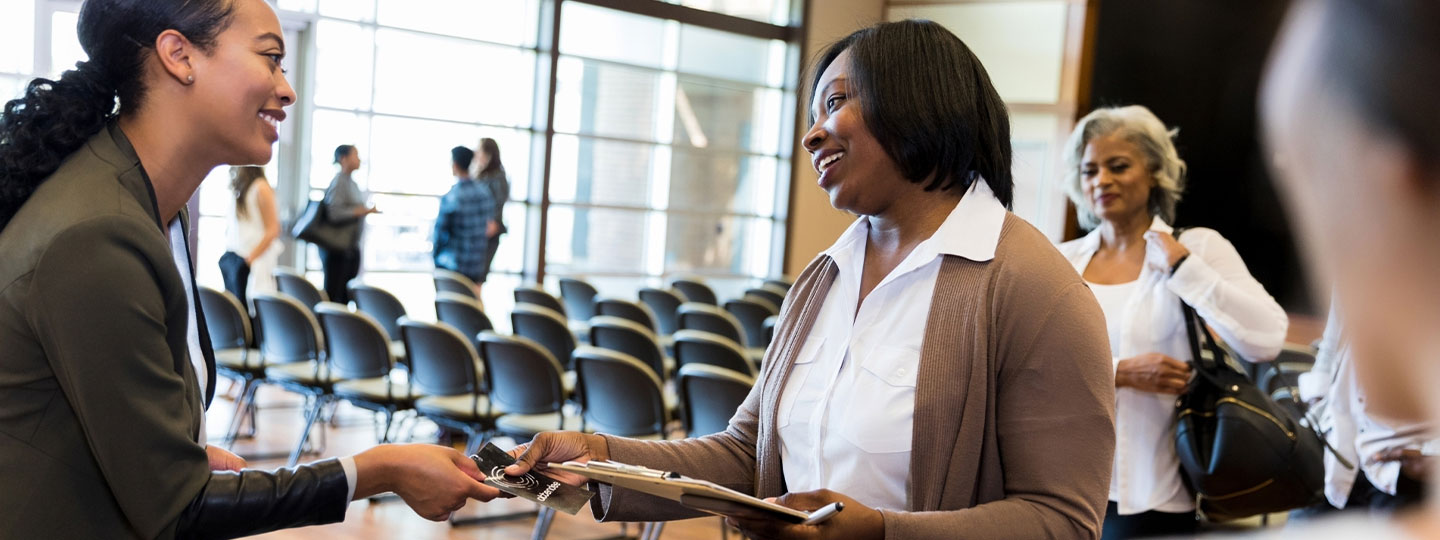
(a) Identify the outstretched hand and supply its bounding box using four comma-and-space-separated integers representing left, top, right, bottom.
505, 431, 610, 487
354, 444, 502, 521
726, 489, 883, 540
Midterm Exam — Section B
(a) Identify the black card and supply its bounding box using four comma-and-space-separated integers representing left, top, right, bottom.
470, 442, 591, 515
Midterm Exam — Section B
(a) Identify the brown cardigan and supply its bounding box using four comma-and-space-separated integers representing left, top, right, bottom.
595, 214, 1116, 539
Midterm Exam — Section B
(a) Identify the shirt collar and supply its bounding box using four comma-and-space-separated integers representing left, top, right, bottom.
821, 179, 1008, 263
1077, 214, 1173, 255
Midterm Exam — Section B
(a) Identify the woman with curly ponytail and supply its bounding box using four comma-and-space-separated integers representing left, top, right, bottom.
0, 1, 500, 538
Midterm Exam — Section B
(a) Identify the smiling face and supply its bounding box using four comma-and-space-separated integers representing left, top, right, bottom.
1080, 133, 1155, 226
801, 49, 911, 216
188, 0, 294, 166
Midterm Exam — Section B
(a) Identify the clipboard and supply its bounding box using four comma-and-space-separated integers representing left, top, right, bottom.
545, 460, 842, 525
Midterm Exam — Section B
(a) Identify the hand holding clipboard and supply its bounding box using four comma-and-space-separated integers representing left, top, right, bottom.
545, 460, 843, 525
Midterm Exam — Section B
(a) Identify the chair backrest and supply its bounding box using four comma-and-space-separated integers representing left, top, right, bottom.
677, 364, 754, 437
763, 277, 793, 293
316, 303, 394, 381
761, 315, 778, 351
574, 347, 668, 437
478, 332, 567, 416
433, 269, 479, 300
724, 298, 776, 349
744, 286, 786, 310
589, 316, 666, 380
274, 268, 327, 310
673, 330, 754, 376
595, 297, 658, 333
638, 287, 685, 335
400, 319, 481, 397
350, 284, 407, 342
677, 302, 746, 345
435, 292, 493, 348
558, 277, 599, 322
514, 285, 566, 315
511, 304, 576, 370
252, 293, 323, 364
671, 278, 717, 306
198, 286, 251, 350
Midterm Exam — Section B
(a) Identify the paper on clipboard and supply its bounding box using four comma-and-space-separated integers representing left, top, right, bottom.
546, 460, 835, 524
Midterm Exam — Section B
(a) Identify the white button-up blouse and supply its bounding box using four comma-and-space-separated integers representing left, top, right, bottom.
776, 180, 1008, 511
1059, 217, 1288, 515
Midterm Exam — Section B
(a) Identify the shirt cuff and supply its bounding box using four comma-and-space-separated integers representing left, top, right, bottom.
340, 456, 358, 502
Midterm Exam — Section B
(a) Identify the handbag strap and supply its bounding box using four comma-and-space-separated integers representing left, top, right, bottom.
1171, 226, 1225, 374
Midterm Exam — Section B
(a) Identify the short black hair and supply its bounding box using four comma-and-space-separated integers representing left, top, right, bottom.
451, 145, 475, 172
333, 144, 355, 164
1317, 0, 1440, 171
809, 19, 1013, 207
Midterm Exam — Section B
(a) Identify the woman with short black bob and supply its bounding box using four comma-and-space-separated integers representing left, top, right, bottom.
498, 19, 1117, 539
0, 1, 493, 538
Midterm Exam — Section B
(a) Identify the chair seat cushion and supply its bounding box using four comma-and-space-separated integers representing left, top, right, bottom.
563, 371, 577, 395
264, 361, 337, 388
215, 348, 264, 371
335, 377, 420, 406
416, 394, 497, 422
495, 412, 582, 438
390, 341, 407, 360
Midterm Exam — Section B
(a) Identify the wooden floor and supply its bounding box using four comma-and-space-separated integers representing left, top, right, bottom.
211, 386, 725, 540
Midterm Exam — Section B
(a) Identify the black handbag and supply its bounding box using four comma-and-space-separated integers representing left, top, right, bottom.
1173, 299, 1326, 521
218, 251, 251, 307
290, 199, 349, 252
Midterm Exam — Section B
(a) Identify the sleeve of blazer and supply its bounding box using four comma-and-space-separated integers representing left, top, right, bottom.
591, 375, 766, 522
29, 215, 214, 539
880, 283, 1116, 540
30, 216, 352, 539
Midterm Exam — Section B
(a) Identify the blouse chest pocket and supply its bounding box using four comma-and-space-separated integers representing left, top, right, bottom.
837, 345, 920, 454
777, 337, 825, 429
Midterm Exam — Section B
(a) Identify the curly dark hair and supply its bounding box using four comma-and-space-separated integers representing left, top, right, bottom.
0, 0, 235, 231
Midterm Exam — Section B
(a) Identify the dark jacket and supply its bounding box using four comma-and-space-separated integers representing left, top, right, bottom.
0, 123, 348, 539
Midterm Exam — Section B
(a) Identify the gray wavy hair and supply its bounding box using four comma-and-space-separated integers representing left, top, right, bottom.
1063, 105, 1187, 230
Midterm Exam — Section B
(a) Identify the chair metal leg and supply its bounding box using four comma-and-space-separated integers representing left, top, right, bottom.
288, 395, 326, 467
530, 506, 557, 540
718, 517, 729, 540
222, 379, 260, 449
379, 409, 395, 443
646, 522, 666, 540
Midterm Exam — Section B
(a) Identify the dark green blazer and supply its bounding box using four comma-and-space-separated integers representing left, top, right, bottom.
0, 123, 217, 538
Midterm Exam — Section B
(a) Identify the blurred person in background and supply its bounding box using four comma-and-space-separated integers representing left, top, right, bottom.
221, 165, 280, 307
1259, 0, 1440, 537
434, 144, 494, 297
321, 143, 376, 304
1289, 298, 1434, 522
473, 137, 509, 295
1058, 104, 1288, 539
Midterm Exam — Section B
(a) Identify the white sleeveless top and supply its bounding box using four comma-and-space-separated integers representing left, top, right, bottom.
225, 180, 281, 296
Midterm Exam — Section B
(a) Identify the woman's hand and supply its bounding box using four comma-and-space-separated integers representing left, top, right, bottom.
487, 220, 500, 238
205, 445, 247, 472
1116, 353, 1192, 394
1143, 230, 1190, 271
1371, 447, 1433, 481
726, 489, 883, 540
504, 431, 610, 487
353, 444, 500, 521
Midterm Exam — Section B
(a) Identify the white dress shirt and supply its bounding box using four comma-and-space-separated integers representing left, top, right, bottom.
169, 218, 357, 500
777, 180, 1007, 511
1297, 303, 1437, 508
1059, 217, 1288, 515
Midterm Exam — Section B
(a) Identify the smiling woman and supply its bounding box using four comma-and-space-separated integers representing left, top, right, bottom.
495, 19, 1117, 540
0, 0, 501, 538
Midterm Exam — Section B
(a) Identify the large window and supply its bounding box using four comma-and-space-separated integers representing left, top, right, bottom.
1, 0, 799, 323
548, 2, 794, 300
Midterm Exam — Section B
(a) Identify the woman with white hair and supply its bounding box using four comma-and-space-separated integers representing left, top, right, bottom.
1057, 105, 1289, 539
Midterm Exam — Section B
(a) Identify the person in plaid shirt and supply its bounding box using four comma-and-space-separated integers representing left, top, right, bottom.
433, 145, 495, 293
